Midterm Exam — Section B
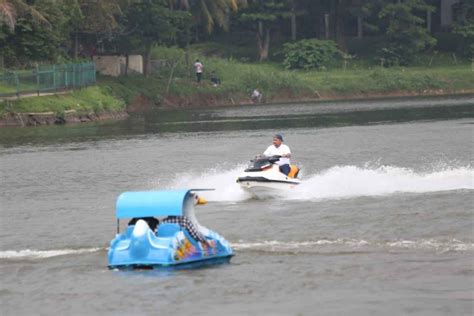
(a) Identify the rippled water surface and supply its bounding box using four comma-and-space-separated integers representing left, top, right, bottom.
1, 95, 473, 315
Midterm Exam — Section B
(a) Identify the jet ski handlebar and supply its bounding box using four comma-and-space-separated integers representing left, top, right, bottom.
251, 155, 281, 163
245, 155, 282, 172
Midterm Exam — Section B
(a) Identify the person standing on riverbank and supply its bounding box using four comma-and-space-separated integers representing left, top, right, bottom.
194, 59, 203, 83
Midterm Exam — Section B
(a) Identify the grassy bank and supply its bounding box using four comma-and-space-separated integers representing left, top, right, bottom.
1, 46, 473, 119
99, 46, 473, 107
0, 86, 125, 118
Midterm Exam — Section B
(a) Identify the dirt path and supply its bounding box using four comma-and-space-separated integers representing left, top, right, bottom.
0, 90, 70, 101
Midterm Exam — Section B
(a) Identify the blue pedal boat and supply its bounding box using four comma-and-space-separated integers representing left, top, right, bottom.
108, 189, 234, 269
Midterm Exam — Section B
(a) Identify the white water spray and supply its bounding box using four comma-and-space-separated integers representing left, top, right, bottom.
161, 164, 473, 202
1, 239, 471, 261
288, 165, 474, 201
0, 248, 102, 260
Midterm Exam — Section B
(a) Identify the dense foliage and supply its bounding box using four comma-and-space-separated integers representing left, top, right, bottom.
376, 0, 436, 66
0, 0, 471, 68
282, 39, 341, 70
452, 1, 474, 55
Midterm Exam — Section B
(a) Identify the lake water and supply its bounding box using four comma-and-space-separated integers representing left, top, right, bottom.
0, 95, 473, 315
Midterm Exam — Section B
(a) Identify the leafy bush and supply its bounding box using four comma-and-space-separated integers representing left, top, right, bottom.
376, 46, 403, 67
282, 39, 341, 70
377, 1, 436, 66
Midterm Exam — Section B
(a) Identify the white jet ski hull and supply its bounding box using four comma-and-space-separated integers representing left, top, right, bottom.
236, 165, 300, 199
238, 180, 299, 198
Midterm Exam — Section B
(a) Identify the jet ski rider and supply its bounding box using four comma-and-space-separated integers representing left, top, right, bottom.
263, 134, 291, 175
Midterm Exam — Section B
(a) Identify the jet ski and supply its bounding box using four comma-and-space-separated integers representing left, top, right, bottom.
108, 189, 233, 269
236, 156, 300, 198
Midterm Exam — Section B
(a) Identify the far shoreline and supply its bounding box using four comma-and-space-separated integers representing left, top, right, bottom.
1, 89, 473, 128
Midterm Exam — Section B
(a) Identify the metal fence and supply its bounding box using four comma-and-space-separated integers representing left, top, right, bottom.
0, 62, 96, 98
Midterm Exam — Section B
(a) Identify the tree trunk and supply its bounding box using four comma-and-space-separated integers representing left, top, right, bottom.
143, 43, 151, 77
74, 32, 79, 59
335, 0, 346, 51
166, 61, 178, 94
324, 13, 330, 39
257, 26, 270, 61
124, 54, 129, 76
185, 28, 191, 77
426, 11, 432, 33
291, 9, 297, 41
357, 16, 363, 38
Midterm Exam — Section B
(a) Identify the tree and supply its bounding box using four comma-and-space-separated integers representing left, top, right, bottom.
168, 0, 245, 34
0, 0, 65, 67
0, 0, 49, 31
124, 0, 190, 76
452, 0, 474, 56
378, 0, 436, 65
167, 0, 244, 72
65, 0, 127, 59
239, 0, 292, 61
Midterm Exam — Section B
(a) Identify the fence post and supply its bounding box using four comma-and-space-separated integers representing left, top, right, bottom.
64, 64, 68, 88
72, 64, 75, 87
52, 64, 56, 92
93, 62, 96, 84
14, 72, 20, 98
78, 63, 82, 88
36, 65, 40, 96
81, 63, 85, 87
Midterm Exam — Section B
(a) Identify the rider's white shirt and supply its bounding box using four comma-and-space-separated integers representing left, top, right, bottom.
263, 144, 291, 165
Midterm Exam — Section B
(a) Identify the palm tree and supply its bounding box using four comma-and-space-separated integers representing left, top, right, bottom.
167, 0, 246, 72
169, 0, 247, 34
0, 0, 15, 31
0, 0, 50, 68
0, 0, 49, 31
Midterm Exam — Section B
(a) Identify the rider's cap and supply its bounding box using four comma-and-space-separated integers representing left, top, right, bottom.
274, 134, 283, 141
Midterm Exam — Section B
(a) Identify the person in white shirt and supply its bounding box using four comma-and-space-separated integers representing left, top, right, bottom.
194, 59, 203, 83
263, 134, 291, 175
251, 88, 262, 103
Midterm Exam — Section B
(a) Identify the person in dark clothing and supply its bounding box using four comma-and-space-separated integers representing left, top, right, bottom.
210, 71, 221, 86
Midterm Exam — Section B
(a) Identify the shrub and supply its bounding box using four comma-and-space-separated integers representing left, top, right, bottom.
377, 2, 436, 66
282, 39, 341, 70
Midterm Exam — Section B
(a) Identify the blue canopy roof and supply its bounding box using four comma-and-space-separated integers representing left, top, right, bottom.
116, 189, 192, 219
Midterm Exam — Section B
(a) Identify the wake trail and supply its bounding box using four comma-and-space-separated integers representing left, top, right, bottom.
157, 164, 473, 202
231, 238, 473, 253
0, 248, 103, 260
1, 238, 471, 261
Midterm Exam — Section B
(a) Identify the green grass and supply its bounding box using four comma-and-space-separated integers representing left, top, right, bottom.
299, 65, 474, 95
0, 86, 125, 117
95, 46, 473, 110
0, 81, 38, 95
145, 46, 474, 100
2, 46, 472, 117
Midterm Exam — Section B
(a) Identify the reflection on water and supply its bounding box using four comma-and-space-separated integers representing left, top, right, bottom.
0, 95, 473, 147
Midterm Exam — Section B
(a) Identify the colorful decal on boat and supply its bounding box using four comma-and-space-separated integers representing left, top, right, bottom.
173, 238, 218, 261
